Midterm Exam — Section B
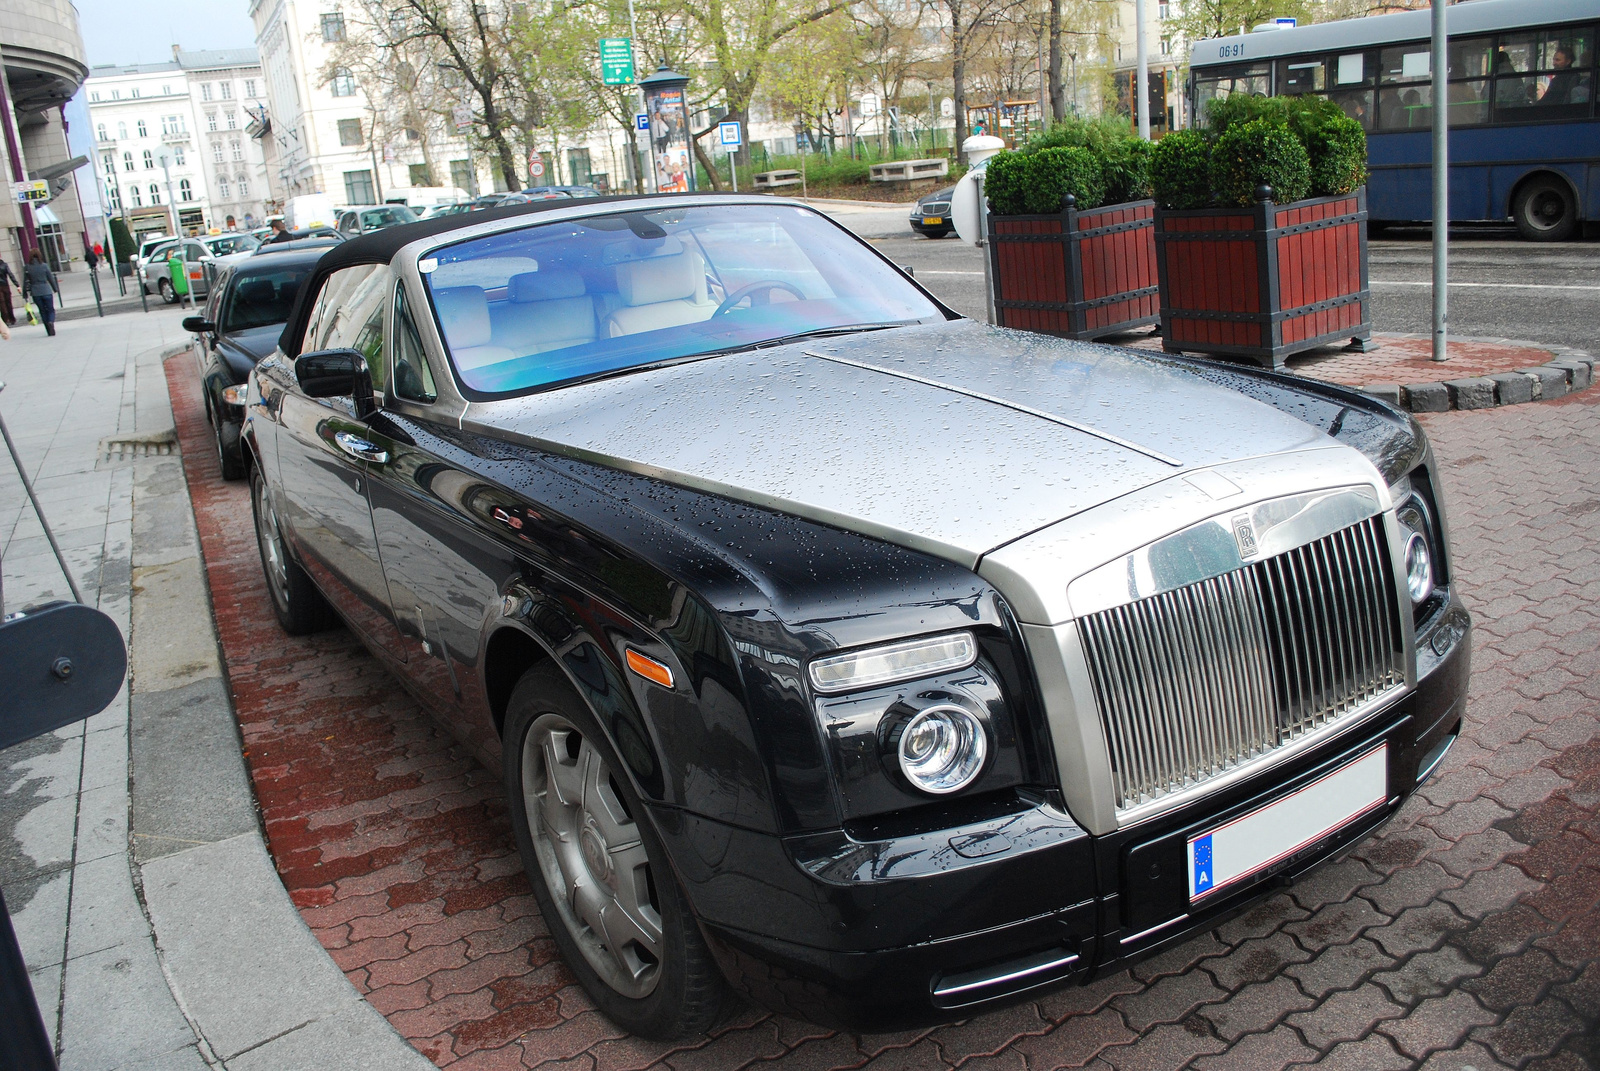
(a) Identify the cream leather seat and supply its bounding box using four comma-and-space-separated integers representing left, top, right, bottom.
490, 270, 597, 354
434, 286, 517, 372
602, 249, 715, 338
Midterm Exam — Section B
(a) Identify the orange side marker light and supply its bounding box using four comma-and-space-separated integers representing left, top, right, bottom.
625, 649, 674, 689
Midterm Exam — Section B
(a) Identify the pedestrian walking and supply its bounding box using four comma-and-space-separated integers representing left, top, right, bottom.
0, 257, 19, 327
23, 250, 60, 337
266, 219, 293, 245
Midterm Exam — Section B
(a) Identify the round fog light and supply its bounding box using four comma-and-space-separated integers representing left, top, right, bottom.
897, 705, 987, 795
1405, 532, 1434, 605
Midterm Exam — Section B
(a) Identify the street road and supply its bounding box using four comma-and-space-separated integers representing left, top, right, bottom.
817, 204, 1600, 354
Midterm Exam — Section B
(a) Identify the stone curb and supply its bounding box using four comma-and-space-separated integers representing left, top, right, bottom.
1358, 335, 1595, 413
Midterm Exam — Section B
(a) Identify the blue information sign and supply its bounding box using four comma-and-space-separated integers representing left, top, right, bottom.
636, 113, 649, 132
718, 121, 742, 148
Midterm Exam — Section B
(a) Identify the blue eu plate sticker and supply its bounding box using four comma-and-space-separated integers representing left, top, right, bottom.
1192, 834, 1214, 896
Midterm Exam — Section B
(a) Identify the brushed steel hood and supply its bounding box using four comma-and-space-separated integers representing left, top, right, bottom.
464, 321, 1334, 569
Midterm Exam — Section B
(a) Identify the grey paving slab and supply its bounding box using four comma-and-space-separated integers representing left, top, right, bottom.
5, 869, 70, 966
130, 677, 257, 864
223, 1000, 436, 1071
63, 853, 147, 963
73, 783, 131, 866
57, 939, 195, 1071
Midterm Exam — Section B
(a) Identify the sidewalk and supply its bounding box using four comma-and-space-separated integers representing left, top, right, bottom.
0, 307, 429, 1070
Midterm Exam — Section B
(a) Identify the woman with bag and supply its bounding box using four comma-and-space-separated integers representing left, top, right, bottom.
22, 250, 59, 337
0, 259, 18, 327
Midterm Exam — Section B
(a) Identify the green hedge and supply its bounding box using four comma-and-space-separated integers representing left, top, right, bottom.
1206, 94, 1366, 199
108, 217, 134, 264
1150, 129, 1212, 210
987, 117, 1143, 214
1210, 117, 1312, 207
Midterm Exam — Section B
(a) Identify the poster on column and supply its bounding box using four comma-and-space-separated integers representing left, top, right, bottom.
646, 86, 693, 193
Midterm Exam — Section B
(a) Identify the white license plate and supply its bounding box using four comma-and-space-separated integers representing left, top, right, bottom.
1188, 744, 1387, 901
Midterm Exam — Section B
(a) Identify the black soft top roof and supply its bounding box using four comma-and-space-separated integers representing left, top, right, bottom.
277, 193, 676, 356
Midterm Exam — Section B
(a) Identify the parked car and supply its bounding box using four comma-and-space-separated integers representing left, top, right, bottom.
496, 185, 601, 206
384, 185, 470, 210
336, 204, 419, 237
203, 232, 261, 257
243, 194, 1470, 1040
131, 232, 175, 278
467, 193, 507, 211
183, 248, 325, 480
909, 184, 955, 238
140, 238, 219, 303
419, 203, 475, 221
252, 233, 344, 256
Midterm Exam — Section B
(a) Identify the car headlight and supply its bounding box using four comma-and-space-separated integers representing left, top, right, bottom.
221, 384, 249, 406
808, 632, 977, 694
1395, 497, 1435, 606
894, 704, 987, 794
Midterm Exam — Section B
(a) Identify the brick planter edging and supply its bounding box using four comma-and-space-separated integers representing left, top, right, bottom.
1360, 336, 1595, 412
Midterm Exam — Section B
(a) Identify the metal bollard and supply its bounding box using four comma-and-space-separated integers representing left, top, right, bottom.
89, 265, 104, 317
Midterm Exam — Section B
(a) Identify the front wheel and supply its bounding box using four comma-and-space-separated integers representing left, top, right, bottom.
504, 663, 727, 1039
158, 278, 177, 304
249, 466, 334, 635
1513, 176, 1578, 242
215, 409, 245, 481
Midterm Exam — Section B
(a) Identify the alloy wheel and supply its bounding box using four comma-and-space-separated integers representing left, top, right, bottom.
252, 475, 290, 609
521, 712, 663, 999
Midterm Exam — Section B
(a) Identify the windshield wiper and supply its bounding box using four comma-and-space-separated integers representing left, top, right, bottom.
722, 322, 909, 355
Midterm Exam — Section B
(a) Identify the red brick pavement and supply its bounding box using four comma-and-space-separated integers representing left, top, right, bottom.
164, 354, 1598, 1070
1120, 333, 1561, 390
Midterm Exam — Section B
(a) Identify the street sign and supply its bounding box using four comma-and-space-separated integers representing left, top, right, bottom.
12, 180, 48, 204
529, 156, 546, 179
636, 113, 649, 131
453, 105, 472, 132
1275, 17, 1297, 27
600, 38, 634, 86
718, 121, 742, 148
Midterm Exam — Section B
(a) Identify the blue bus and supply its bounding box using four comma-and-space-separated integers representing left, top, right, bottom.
1187, 0, 1599, 240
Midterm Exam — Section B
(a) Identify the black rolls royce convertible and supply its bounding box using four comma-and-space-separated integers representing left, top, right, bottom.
242, 194, 1470, 1039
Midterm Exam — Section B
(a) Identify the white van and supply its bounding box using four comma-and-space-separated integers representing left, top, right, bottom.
283, 193, 338, 231
383, 186, 469, 209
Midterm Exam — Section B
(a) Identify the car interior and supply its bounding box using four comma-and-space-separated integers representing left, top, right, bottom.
225, 268, 312, 332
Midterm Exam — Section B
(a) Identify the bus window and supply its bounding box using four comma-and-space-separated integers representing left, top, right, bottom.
1280, 60, 1325, 96
1448, 80, 1490, 126
1333, 51, 1375, 87
1495, 29, 1594, 122
1378, 46, 1434, 130
1195, 62, 1272, 118
1448, 36, 1494, 79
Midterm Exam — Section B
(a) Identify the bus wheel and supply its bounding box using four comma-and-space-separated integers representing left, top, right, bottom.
1513, 177, 1578, 242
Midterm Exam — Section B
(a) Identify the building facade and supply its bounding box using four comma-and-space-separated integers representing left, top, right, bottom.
87, 49, 274, 244
0, 0, 94, 273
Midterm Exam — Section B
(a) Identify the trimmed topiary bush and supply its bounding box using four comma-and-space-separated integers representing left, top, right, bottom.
1022, 146, 1106, 214
1150, 129, 1213, 210
1210, 117, 1312, 207
1208, 94, 1367, 198
1101, 137, 1154, 204
983, 150, 1033, 215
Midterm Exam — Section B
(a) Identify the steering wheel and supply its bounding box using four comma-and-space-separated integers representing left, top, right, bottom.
713, 280, 806, 316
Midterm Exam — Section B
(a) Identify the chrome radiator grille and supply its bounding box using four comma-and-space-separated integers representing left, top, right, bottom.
1079, 515, 1405, 815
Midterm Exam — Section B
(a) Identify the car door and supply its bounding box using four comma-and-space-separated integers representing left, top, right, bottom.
274, 263, 399, 646
361, 280, 512, 726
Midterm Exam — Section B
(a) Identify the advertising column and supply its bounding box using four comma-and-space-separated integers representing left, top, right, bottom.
638, 65, 693, 194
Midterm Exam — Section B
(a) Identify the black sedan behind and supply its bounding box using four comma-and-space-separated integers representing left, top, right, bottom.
910, 184, 955, 238
184, 248, 325, 479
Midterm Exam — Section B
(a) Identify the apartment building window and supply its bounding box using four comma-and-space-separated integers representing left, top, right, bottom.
97, 123, 108, 141
179, 178, 193, 201
137, 119, 148, 137
220, 82, 232, 99
449, 158, 473, 192
207, 113, 218, 131
567, 147, 591, 186
129, 184, 141, 206
106, 185, 120, 210
409, 163, 431, 185
322, 12, 346, 41
245, 79, 257, 97
344, 170, 376, 204
405, 127, 421, 142
123, 151, 134, 171
118, 121, 127, 139
237, 175, 249, 198
330, 68, 357, 97
1160, 36, 1172, 56
131, 87, 141, 98
143, 149, 155, 169
231, 139, 243, 161
149, 184, 162, 205
103, 154, 115, 177
173, 145, 186, 165
200, 83, 212, 101
337, 118, 364, 146
162, 84, 171, 95
1157, 1, 1169, 17
213, 142, 224, 164
90, 91, 100, 102
219, 177, 230, 199
227, 111, 237, 129
111, 89, 121, 99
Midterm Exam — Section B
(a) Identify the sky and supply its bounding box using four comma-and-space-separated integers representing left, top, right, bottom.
76, 0, 257, 67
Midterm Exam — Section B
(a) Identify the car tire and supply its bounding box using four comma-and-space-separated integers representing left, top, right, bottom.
1512, 176, 1578, 242
215, 407, 246, 481
249, 465, 335, 635
504, 662, 728, 1040
158, 278, 177, 304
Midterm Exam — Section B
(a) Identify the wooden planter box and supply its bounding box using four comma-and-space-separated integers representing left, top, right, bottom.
1154, 188, 1374, 368
987, 199, 1159, 340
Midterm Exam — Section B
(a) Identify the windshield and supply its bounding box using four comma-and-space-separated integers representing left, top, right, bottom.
361, 205, 417, 229
420, 203, 944, 397
208, 235, 259, 255
223, 265, 315, 332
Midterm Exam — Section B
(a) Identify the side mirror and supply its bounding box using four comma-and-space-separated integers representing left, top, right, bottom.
182, 315, 215, 334
295, 348, 376, 418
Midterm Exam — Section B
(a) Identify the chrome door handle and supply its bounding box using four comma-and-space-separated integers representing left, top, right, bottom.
333, 430, 389, 464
